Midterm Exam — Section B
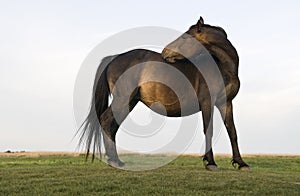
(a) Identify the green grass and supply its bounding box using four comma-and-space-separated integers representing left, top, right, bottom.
0, 154, 300, 195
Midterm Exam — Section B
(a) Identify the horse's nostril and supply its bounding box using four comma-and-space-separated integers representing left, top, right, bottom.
162, 49, 171, 59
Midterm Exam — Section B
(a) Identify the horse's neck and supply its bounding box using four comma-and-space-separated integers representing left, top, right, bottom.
204, 37, 239, 67
205, 44, 239, 76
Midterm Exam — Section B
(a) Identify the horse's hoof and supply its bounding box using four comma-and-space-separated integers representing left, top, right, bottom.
239, 166, 251, 171
118, 160, 125, 167
108, 159, 125, 168
205, 165, 220, 172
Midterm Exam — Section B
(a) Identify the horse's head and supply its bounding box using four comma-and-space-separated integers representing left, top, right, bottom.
162, 17, 228, 63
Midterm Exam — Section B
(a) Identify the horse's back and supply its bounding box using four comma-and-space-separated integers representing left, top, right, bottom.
106, 49, 162, 96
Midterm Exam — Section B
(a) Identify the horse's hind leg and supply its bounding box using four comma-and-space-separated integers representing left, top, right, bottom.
100, 95, 139, 167
100, 106, 123, 167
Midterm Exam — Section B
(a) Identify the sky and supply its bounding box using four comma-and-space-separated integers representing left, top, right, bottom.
0, 1, 300, 154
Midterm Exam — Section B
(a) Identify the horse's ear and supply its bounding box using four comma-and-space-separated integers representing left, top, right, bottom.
199, 16, 204, 25
196, 16, 204, 31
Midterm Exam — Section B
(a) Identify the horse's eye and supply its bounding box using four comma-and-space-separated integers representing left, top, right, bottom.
182, 34, 189, 39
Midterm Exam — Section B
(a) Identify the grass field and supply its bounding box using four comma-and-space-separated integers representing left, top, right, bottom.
0, 153, 299, 195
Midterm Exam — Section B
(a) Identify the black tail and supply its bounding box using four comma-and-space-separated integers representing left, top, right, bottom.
77, 55, 116, 161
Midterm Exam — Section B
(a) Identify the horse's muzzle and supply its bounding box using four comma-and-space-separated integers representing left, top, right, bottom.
162, 48, 185, 63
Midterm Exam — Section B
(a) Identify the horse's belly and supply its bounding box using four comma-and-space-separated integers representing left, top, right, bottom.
140, 82, 200, 117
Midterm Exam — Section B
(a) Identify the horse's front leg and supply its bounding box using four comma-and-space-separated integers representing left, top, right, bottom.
217, 101, 250, 170
202, 103, 219, 171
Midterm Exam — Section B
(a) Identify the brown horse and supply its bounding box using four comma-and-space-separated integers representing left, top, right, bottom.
78, 17, 249, 171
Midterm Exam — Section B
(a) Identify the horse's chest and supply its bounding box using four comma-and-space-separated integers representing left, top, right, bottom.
222, 77, 240, 100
